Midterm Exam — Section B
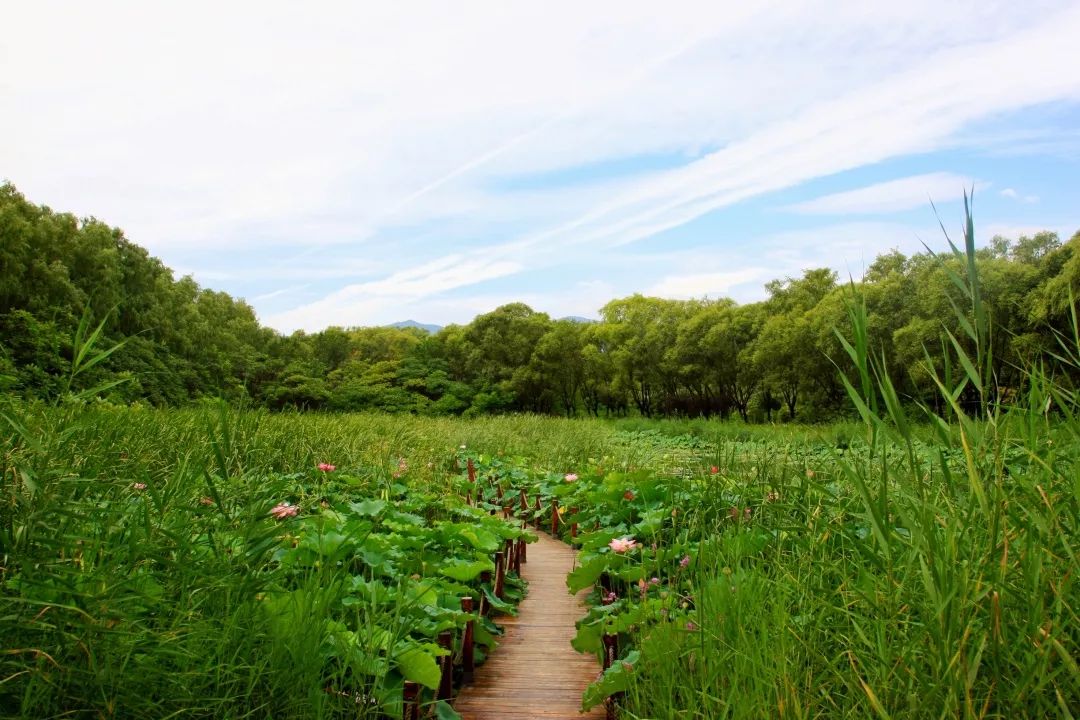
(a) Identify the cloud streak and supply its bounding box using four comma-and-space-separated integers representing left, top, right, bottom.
788, 173, 980, 215
4, 1, 1079, 331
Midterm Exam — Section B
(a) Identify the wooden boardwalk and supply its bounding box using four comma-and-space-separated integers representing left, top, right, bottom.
453, 532, 606, 719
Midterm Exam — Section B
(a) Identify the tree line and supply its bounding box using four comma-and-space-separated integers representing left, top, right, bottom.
2, 182, 1078, 421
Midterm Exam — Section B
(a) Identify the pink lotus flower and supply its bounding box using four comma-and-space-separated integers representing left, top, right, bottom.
710, 466, 719, 475
602, 590, 617, 603
679, 555, 691, 568
199, 496, 214, 506
564, 473, 578, 482
649, 577, 660, 585
132, 482, 147, 491
269, 502, 298, 520
623, 490, 635, 501
317, 463, 336, 472
608, 537, 638, 553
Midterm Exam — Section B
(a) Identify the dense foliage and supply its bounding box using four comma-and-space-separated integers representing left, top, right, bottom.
3, 182, 1079, 421
3, 211, 1078, 717
0, 406, 586, 718
443, 272, 1080, 717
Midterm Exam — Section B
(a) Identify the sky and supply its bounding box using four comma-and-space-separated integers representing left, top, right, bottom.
3, 1, 1079, 332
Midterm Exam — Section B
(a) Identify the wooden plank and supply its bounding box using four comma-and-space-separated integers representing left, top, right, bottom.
453, 532, 606, 719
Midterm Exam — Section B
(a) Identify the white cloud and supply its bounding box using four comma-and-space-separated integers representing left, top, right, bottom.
265, 254, 523, 330
999, 187, 1040, 203
982, 222, 1074, 241
519, 6, 1080, 252
788, 173, 979, 214
252, 285, 310, 303
647, 269, 768, 298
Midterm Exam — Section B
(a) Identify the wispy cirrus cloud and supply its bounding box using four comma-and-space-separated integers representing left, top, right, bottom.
999, 188, 1040, 203
266, 254, 523, 329
786, 173, 981, 215
647, 269, 768, 299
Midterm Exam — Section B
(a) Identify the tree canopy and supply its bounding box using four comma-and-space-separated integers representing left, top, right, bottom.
2, 182, 1078, 421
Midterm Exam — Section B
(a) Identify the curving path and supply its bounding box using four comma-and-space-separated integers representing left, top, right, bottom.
453, 532, 606, 719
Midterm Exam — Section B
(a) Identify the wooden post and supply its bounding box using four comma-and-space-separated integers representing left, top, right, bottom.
533, 496, 541, 529
513, 537, 522, 574
403, 681, 420, 720
505, 538, 515, 573
494, 551, 505, 600
496, 481, 503, 503
467, 458, 476, 484
551, 499, 560, 536
519, 521, 527, 563
519, 489, 528, 513
460, 596, 475, 682
437, 630, 453, 701
599, 573, 617, 607
571, 506, 579, 539
603, 634, 619, 720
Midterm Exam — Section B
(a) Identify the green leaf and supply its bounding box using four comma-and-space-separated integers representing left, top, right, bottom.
434, 701, 462, 720
395, 647, 441, 690
473, 622, 497, 648
439, 558, 494, 582
349, 499, 387, 517
582, 650, 640, 710
566, 554, 609, 593
571, 621, 601, 654
481, 587, 516, 615
458, 526, 500, 552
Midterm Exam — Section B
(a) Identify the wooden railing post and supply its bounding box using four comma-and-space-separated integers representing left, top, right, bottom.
551, 499, 560, 536
467, 458, 476, 484
602, 634, 619, 720
519, 521, 527, 563
403, 680, 420, 720
460, 596, 475, 682
571, 506, 579, 539
533, 496, 541, 529
504, 538, 515, 574
494, 551, 506, 600
519, 488, 528, 513
437, 630, 453, 701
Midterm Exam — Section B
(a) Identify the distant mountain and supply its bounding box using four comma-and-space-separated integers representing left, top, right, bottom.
559, 315, 598, 324
388, 320, 442, 333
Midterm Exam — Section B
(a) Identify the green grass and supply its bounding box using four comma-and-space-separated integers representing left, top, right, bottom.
0, 406, 624, 718
3, 319, 1079, 719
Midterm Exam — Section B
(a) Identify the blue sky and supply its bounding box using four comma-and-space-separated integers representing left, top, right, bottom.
3, 1, 1079, 331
